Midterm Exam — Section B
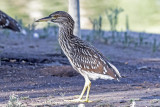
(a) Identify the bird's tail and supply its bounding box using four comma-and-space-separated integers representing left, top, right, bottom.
108, 62, 121, 81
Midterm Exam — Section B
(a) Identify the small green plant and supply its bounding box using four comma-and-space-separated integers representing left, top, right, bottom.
103, 36, 109, 44
152, 38, 157, 52
138, 34, 143, 46
122, 31, 133, 47
105, 7, 123, 43
86, 34, 91, 42
105, 7, 123, 32
124, 31, 128, 46
7, 94, 23, 107
125, 15, 129, 31
20, 96, 29, 100
39, 27, 49, 39
130, 99, 136, 107
15, 17, 24, 28
89, 16, 104, 42
41, 23, 52, 38
24, 22, 37, 39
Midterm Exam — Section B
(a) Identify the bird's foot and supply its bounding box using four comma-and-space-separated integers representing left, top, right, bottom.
65, 98, 92, 103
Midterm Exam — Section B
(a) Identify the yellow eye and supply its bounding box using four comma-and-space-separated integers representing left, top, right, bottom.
54, 15, 59, 18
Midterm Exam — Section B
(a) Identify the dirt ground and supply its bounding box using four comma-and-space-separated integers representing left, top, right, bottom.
0, 31, 160, 107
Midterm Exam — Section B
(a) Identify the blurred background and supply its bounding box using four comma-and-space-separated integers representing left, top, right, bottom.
1, 0, 160, 33
1, 1, 160, 106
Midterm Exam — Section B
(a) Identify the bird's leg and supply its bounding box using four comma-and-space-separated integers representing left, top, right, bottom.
78, 81, 88, 100
85, 80, 91, 102
66, 79, 88, 102
65, 77, 92, 102
75, 77, 92, 102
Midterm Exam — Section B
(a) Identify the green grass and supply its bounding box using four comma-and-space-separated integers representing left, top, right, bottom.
82, 0, 160, 33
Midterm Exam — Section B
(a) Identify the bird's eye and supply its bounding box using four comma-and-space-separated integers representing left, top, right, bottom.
51, 16, 58, 22
54, 15, 59, 19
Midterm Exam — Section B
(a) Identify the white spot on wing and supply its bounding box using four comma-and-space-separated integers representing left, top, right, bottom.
99, 57, 106, 64
103, 67, 107, 74
5, 19, 9, 26
94, 54, 98, 58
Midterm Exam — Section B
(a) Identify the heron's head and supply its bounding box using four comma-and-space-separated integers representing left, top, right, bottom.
35, 11, 74, 27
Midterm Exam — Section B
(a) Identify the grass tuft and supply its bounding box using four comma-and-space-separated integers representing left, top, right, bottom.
7, 94, 23, 107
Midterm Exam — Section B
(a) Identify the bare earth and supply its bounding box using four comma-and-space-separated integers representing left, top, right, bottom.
0, 31, 160, 107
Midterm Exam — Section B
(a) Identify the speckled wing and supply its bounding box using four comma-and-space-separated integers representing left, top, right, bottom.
69, 36, 121, 80
0, 10, 21, 32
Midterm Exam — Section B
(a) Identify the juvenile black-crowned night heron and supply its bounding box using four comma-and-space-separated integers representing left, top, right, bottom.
0, 10, 21, 32
36, 11, 121, 102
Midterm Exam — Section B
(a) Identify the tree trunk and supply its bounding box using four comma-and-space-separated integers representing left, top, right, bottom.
68, 0, 81, 38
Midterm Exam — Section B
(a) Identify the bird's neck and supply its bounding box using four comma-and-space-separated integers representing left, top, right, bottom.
59, 23, 74, 39
58, 25, 74, 57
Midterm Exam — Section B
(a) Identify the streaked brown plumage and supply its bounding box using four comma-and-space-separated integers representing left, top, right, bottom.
36, 11, 121, 102
0, 10, 21, 32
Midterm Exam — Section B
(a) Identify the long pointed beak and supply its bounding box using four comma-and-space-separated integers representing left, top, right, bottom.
35, 16, 52, 22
